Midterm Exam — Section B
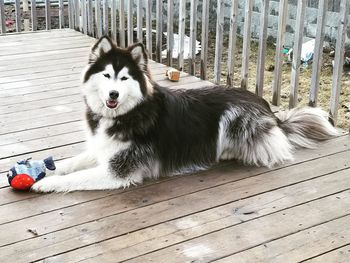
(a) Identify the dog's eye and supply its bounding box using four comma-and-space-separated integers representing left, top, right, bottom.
121, 76, 128, 81
103, 73, 111, 79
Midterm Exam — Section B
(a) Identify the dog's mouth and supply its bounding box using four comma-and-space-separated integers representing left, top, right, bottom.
106, 99, 118, 109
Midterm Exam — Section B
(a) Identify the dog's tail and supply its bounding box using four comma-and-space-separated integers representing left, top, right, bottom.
276, 107, 339, 148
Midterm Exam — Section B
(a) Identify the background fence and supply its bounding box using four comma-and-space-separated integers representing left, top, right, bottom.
0, 0, 349, 126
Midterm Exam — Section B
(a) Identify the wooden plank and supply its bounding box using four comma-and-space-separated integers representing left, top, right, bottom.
102, 0, 109, 35
119, 0, 125, 47
289, 0, 307, 108
145, 0, 152, 57
226, 0, 238, 85
15, 0, 21, 32
0, 30, 82, 42
31, 0, 37, 31
155, 0, 162, 62
74, 0, 80, 30
240, 0, 253, 90
255, 0, 269, 96
59, 0, 65, 29
95, 0, 102, 38
214, 0, 224, 84
303, 244, 350, 263
23, 0, 30, 31
124, 190, 350, 262
166, 0, 174, 67
45, 0, 51, 30
82, 0, 87, 33
87, 0, 93, 35
0, 148, 349, 255
31, 167, 350, 263
0, 0, 5, 34
200, 0, 209, 80
309, 0, 328, 107
111, 0, 117, 41
189, 0, 197, 75
329, 0, 350, 124
272, 0, 288, 106
127, 0, 133, 45
216, 215, 350, 262
68, 0, 73, 29
177, 0, 185, 71
137, 0, 142, 42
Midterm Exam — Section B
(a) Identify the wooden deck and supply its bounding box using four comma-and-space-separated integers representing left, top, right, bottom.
0, 29, 350, 263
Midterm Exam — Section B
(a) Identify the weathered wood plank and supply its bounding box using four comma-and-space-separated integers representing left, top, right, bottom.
0, 0, 5, 34
102, 0, 109, 35
329, 0, 350, 124
200, 0, 209, 80
214, 0, 224, 84
145, 0, 152, 56
119, 0, 125, 47
74, 0, 79, 30
177, 0, 185, 70
95, 0, 103, 38
289, 0, 307, 108
111, 0, 117, 41
189, 0, 197, 75
15, 0, 21, 32
123, 190, 350, 263
303, 244, 350, 263
226, 0, 238, 85
272, 0, 288, 106
45, 0, 51, 30
255, 0, 269, 96
18, 162, 350, 263
31, 0, 38, 31
216, 214, 350, 262
166, 0, 174, 67
82, 0, 87, 33
87, 0, 93, 35
137, 0, 142, 42
127, 0, 133, 45
155, 0, 163, 62
59, 0, 65, 29
241, 0, 253, 90
309, 0, 328, 107
0, 147, 349, 253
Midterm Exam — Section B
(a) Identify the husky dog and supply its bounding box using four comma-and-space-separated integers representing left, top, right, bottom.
32, 37, 338, 192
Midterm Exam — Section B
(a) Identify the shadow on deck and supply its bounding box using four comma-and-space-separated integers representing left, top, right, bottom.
0, 29, 350, 263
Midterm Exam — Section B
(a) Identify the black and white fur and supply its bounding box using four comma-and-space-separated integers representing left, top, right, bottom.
32, 37, 338, 192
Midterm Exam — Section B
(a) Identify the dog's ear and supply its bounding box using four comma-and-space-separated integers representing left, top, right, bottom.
89, 36, 113, 63
128, 43, 148, 71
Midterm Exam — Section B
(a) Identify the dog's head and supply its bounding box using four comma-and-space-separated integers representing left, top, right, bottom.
82, 36, 153, 118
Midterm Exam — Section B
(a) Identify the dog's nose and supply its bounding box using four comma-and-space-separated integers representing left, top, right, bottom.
109, 90, 119, 100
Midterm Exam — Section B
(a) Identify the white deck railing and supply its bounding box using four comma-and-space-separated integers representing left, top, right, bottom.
0, 0, 349, 125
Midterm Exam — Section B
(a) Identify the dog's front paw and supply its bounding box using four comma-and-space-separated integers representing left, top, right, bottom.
31, 176, 67, 193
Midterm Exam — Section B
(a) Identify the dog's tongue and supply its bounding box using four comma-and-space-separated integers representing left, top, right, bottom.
106, 100, 118, 109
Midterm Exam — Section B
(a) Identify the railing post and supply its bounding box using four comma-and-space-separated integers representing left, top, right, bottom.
227, 0, 238, 85
45, 0, 51, 30
255, 0, 269, 96
59, 0, 65, 29
0, 0, 6, 34
309, 0, 328, 107
111, 0, 117, 40
137, 0, 143, 42
146, 0, 152, 57
167, 0, 174, 67
31, 0, 37, 31
23, 0, 30, 31
119, 0, 126, 47
214, 0, 224, 84
74, 0, 80, 31
15, 0, 21, 32
241, 0, 253, 90
95, 0, 103, 38
272, 0, 288, 106
200, 0, 209, 80
103, 0, 109, 36
289, 0, 307, 109
189, 0, 197, 75
178, 0, 185, 70
156, 0, 163, 62
329, 0, 350, 124
127, 0, 133, 45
